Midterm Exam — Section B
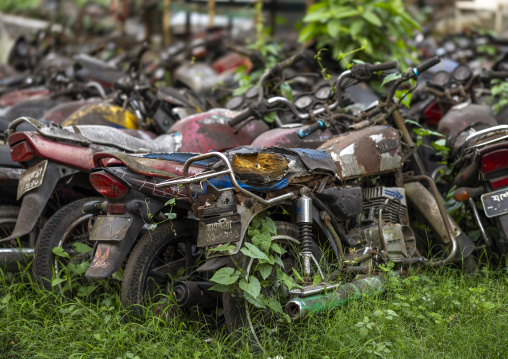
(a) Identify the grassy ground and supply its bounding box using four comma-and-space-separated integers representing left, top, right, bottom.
1, 266, 508, 359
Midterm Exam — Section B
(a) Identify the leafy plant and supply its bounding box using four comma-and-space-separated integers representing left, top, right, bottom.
299, 0, 420, 67
488, 79, 508, 115
209, 216, 298, 319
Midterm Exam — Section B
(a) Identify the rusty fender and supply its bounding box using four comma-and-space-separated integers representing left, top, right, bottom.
85, 195, 165, 279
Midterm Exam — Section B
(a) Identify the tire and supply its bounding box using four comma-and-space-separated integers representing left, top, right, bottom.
0, 205, 20, 241
34, 197, 100, 291
121, 219, 198, 317
222, 221, 324, 342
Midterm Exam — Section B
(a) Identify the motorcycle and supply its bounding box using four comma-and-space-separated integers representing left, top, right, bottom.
144, 57, 476, 343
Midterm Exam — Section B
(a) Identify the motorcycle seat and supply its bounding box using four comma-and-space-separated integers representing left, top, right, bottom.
62, 125, 178, 153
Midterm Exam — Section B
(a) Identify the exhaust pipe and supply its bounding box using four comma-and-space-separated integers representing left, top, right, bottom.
0, 248, 34, 272
173, 281, 221, 309
285, 276, 386, 321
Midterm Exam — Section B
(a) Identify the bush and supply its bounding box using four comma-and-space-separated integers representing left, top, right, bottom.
298, 0, 420, 67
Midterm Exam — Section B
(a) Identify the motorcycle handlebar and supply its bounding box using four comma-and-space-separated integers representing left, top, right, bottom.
228, 107, 255, 127
367, 61, 398, 72
415, 56, 441, 76
483, 70, 508, 80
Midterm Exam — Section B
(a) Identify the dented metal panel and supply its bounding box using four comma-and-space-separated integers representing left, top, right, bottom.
169, 109, 269, 153
318, 126, 402, 180
251, 127, 334, 149
62, 102, 139, 129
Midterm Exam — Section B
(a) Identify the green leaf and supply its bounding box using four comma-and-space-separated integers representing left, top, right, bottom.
77, 286, 95, 297
298, 23, 317, 42
350, 21, 363, 38
210, 267, 241, 285
239, 276, 261, 298
280, 82, 293, 101
243, 291, 266, 308
258, 263, 272, 280
209, 283, 230, 292
252, 232, 272, 252
72, 242, 93, 254
241, 243, 269, 261
359, 327, 369, 337
381, 72, 402, 87
270, 242, 286, 255
149, 224, 157, 231
265, 296, 286, 317
312, 274, 322, 287
303, 10, 330, 22
273, 254, 284, 267
52, 246, 70, 258
112, 267, 124, 281
362, 11, 382, 26
52, 278, 66, 287
165, 213, 177, 220
208, 243, 236, 252
327, 20, 341, 38
265, 217, 277, 235
263, 112, 277, 124
164, 198, 175, 206
251, 216, 262, 231
292, 267, 304, 282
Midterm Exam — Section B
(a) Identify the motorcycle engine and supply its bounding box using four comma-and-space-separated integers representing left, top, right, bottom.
349, 186, 417, 263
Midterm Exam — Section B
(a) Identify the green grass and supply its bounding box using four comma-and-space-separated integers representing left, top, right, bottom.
1, 266, 508, 358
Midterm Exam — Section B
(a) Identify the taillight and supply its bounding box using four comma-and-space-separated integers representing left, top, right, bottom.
10, 141, 35, 162
422, 101, 443, 126
89, 171, 128, 199
481, 149, 508, 175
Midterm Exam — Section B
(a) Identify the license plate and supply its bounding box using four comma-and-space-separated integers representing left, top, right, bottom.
197, 213, 242, 247
90, 216, 132, 241
17, 160, 48, 200
481, 188, 508, 218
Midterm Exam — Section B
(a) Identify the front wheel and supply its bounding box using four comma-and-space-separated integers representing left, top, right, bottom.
222, 221, 325, 344
34, 197, 100, 291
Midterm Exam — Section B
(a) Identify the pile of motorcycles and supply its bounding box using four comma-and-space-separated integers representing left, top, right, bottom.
2, 29, 508, 338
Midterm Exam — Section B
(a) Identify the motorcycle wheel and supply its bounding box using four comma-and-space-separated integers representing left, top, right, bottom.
34, 197, 100, 291
121, 220, 199, 317
222, 221, 324, 346
0, 205, 19, 239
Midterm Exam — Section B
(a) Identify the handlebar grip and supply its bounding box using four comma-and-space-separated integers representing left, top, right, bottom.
414, 56, 441, 76
228, 107, 255, 127
367, 61, 398, 72
483, 70, 508, 80
298, 120, 325, 138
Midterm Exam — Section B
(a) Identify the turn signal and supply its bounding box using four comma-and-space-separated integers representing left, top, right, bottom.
89, 171, 128, 199
10, 141, 35, 162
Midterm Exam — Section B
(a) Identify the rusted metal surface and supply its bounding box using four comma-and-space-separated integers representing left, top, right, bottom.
251, 127, 333, 149
169, 109, 269, 153
232, 153, 288, 184
62, 102, 138, 129
42, 99, 100, 124
0, 88, 50, 107
93, 152, 205, 179
318, 126, 402, 180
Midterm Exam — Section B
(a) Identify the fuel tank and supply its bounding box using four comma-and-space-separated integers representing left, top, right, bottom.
62, 102, 138, 129
43, 99, 102, 124
251, 126, 334, 149
318, 126, 403, 180
437, 103, 497, 141
169, 109, 269, 153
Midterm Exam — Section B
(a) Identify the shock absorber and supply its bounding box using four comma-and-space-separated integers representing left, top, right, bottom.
297, 191, 313, 280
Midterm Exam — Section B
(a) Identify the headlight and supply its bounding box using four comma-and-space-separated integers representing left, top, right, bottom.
232, 153, 288, 185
